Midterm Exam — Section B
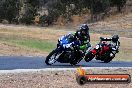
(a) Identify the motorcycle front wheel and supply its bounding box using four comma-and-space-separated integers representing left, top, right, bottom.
45, 49, 60, 65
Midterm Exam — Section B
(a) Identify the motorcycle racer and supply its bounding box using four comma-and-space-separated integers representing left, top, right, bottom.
62, 24, 91, 52
96, 35, 120, 53
46, 24, 91, 65
84, 35, 120, 63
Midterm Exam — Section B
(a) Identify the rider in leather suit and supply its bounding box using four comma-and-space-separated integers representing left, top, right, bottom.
96, 35, 120, 52
62, 24, 91, 51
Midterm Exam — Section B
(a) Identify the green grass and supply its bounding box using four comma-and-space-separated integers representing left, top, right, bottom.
0, 33, 57, 52
9, 39, 56, 52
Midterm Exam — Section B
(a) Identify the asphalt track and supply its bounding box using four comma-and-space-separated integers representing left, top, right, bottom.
0, 56, 132, 72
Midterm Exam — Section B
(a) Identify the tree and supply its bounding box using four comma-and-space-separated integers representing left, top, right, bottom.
45, 0, 66, 23
19, 0, 39, 24
89, 0, 110, 21
0, 0, 18, 23
110, 0, 127, 12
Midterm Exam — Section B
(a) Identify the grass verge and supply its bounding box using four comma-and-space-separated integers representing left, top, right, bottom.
0, 34, 56, 53
9, 39, 56, 52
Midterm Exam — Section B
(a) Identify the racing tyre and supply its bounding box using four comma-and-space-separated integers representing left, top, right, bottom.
45, 49, 58, 65
84, 52, 95, 62
104, 53, 115, 63
70, 60, 78, 66
104, 57, 113, 63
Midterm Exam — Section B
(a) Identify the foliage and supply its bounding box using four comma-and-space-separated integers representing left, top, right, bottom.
0, 0, 128, 25
0, 0, 18, 23
110, 0, 127, 12
19, 0, 39, 25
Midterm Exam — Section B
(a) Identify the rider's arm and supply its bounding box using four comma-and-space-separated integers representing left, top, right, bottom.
79, 37, 89, 50
73, 32, 90, 50
72, 32, 77, 40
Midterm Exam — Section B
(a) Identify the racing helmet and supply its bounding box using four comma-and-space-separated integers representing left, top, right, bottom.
112, 35, 119, 42
79, 24, 89, 35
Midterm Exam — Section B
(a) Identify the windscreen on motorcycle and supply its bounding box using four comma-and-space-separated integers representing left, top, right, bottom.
58, 34, 75, 45
58, 36, 70, 45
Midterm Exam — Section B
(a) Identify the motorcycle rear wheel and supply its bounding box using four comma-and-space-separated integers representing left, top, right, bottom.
70, 60, 78, 66
103, 53, 115, 63
104, 57, 113, 63
69, 53, 78, 66
70, 51, 82, 66
84, 52, 95, 62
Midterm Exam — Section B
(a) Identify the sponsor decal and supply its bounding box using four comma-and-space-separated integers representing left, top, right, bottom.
76, 67, 131, 85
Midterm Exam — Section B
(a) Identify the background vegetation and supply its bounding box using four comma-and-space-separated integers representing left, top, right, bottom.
0, 0, 128, 25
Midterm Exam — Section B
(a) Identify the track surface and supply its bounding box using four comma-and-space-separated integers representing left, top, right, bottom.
0, 56, 132, 71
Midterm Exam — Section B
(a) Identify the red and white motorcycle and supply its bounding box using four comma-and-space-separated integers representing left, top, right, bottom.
84, 36, 120, 63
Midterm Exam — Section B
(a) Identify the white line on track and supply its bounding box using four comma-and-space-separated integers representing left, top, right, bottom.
0, 67, 132, 74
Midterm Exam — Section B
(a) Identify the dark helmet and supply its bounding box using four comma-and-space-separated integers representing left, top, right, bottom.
79, 24, 89, 35
112, 35, 119, 42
